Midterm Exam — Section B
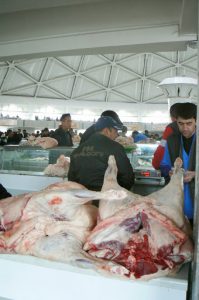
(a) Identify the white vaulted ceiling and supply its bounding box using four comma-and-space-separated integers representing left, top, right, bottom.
0, 0, 197, 112
0, 47, 197, 104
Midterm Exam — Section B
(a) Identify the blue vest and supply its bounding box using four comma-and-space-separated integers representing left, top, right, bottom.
181, 134, 195, 219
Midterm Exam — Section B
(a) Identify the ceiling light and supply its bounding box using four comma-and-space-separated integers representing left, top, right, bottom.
158, 76, 197, 99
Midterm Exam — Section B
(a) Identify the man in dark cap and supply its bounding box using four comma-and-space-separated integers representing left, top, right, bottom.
52, 113, 73, 146
68, 116, 134, 191
80, 110, 123, 144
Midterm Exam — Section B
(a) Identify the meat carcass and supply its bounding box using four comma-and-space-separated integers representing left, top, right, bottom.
99, 155, 139, 220
84, 156, 193, 280
100, 155, 190, 229
44, 180, 86, 191
4, 217, 129, 276
0, 185, 128, 276
0, 181, 86, 231
0, 193, 33, 231
44, 155, 70, 177
24, 136, 58, 149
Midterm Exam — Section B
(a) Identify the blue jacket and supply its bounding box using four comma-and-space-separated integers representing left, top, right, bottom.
134, 133, 148, 143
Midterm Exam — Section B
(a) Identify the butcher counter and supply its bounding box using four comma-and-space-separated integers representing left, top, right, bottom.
0, 254, 189, 300
0, 145, 191, 300
0, 145, 75, 194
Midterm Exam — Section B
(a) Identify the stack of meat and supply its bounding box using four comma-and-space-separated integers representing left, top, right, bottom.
22, 136, 58, 149
44, 155, 70, 177
0, 155, 193, 280
115, 136, 136, 148
72, 134, 81, 145
0, 181, 128, 275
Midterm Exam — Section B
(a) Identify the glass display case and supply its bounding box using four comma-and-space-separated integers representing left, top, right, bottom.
0, 145, 75, 174
131, 143, 159, 171
129, 143, 165, 195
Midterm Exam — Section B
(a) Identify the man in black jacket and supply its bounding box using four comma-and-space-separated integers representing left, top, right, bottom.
52, 113, 73, 146
80, 110, 123, 144
68, 116, 134, 191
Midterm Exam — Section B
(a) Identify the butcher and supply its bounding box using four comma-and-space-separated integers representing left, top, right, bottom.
160, 102, 197, 223
68, 116, 134, 191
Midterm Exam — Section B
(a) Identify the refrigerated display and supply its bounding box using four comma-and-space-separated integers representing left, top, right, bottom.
129, 143, 165, 195
0, 145, 75, 195
0, 145, 75, 173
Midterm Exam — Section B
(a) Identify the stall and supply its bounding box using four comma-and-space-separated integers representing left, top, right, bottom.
128, 143, 164, 195
0, 254, 189, 300
0, 145, 74, 194
0, 142, 192, 300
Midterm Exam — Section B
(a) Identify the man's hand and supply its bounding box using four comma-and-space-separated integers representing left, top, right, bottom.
184, 171, 195, 183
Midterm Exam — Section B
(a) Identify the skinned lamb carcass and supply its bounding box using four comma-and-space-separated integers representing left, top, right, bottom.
44, 180, 86, 191
20, 189, 127, 226
100, 155, 190, 230
99, 155, 139, 220
44, 155, 70, 177
0, 185, 129, 276
0, 185, 126, 232
33, 136, 58, 149
0, 181, 85, 231
24, 136, 58, 149
84, 156, 193, 280
72, 134, 81, 145
0, 193, 33, 231
1, 215, 129, 276
115, 136, 135, 147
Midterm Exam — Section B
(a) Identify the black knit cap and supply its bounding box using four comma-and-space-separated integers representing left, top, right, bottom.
101, 110, 123, 125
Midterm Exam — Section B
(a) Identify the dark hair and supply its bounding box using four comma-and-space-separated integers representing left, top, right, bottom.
60, 113, 71, 121
122, 125, 128, 133
177, 102, 197, 120
132, 130, 138, 136
101, 110, 123, 125
170, 103, 182, 119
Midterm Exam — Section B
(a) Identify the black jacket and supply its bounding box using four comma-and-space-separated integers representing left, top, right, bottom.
52, 127, 73, 146
0, 184, 12, 200
80, 124, 96, 144
68, 133, 134, 191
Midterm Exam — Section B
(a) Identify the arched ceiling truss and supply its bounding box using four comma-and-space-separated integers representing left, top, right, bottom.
0, 47, 197, 105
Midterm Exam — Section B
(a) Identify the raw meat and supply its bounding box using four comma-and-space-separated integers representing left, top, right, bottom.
0, 193, 33, 231
44, 180, 86, 191
72, 134, 81, 144
84, 156, 193, 280
24, 136, 58, 149
0, 181, 86, 231
0, 184, 128, 276
44, 155, 70, 177
6, 217, 129, 276
100, 155, 191, 230
115, 136, 135, 147
100, 155, 139, 220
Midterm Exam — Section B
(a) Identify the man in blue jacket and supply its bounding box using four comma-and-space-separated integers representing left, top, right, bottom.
160, 102, 196, 222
